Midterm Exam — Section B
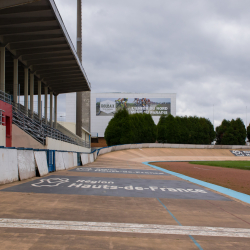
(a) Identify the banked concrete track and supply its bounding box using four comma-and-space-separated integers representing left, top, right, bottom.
0, 148, 250, 250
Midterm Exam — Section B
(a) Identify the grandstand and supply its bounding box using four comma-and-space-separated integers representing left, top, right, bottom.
0, 0, 91, 152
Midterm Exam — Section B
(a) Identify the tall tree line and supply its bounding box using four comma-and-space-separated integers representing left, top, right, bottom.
157, 114, 215, 144
104, 109, 248, 146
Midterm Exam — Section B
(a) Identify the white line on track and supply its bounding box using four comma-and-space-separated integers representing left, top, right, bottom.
0, 218, 250, 238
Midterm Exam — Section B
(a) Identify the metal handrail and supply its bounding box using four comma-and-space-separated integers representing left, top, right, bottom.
0, 109, 5, 126
0, 91, 12, 104
56, 122, 89, 148
12, 105, 45, 144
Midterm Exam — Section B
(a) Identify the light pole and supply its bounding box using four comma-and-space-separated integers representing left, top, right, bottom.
246, 106, 248, 128
213, 104, 214, 130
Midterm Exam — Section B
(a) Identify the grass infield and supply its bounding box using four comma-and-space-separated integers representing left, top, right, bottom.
189, 161, 250, 170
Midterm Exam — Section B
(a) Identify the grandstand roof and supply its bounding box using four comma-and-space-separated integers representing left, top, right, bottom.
0, 0, 91, 95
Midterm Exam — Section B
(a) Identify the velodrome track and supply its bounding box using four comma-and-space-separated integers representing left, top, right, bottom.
0, 148, 250, 249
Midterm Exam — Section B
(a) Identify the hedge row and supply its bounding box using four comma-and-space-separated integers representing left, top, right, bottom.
104, 109, 248, 146
104, 109, 156, 146
157, 114, 215, 144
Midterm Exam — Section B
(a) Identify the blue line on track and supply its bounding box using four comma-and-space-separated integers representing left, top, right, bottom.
157, 198, 203, 250
143, 161, 250, 204
157, 198, 181, 226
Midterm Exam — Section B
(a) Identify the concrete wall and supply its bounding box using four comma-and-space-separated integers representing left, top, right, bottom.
12, 124, 44, 149
82, 91, 91, 132
12, 125, 90, 152
57, 122, 90, 143
96, 143, 250, 156
0, 125, 6, 147
58, 122, 76, 134
45, 137, 91, 153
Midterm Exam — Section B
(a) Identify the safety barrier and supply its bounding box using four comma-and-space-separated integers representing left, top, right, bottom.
0, 148, 80, 185
34, 151, 49, 177
17, 149, 36, 181
96, 143, 250, 156
2, 143, 250, 185
0, 148, 18, 185
55, 152, 65, 171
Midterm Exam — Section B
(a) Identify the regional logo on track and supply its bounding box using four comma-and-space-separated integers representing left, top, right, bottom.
2, 175, 230, 201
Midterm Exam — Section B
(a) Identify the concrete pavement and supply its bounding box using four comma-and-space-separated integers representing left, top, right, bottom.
0, 148, 250, 249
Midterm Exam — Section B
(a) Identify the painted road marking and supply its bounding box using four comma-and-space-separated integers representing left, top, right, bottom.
231, 150, 250, 157
71, 168, 169, 175
157, 198, 203, 250
0, 218, 250, 238
1, 175, 230, 200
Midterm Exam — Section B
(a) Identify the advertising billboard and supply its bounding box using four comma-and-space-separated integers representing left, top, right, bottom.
96, 97, 171, 116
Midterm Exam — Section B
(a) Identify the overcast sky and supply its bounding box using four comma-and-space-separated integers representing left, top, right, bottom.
54, 0, 250, 128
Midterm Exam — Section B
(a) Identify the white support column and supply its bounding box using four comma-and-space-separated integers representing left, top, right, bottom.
13, 58, 18, 104
38, 80, 42, 120
50, 91, 53, 127
24, 68, 29, 111
44, 86, 48, 124
30, 73, 34, 114
54, 95, 57, 129
0, 47, 5, 92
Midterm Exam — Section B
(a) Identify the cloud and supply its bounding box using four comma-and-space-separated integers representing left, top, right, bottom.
55, 0, 250, 128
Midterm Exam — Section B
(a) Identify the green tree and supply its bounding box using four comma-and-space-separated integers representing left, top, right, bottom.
216, 119, 230, 145
141, 113, 157, 143
157, 114, 215, 144
157, 114, 167, 143
164, 114, 180, 143
216, 118, 246, 145
130, 113, 144, 143
104, 108, 134, 146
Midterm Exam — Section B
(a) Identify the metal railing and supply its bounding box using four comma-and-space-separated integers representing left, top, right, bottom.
0, 91, 12, 104
0, 90, 90, 148
12, 105, 46, 144
0, 109, 5, 126
56, 122, 90, 148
